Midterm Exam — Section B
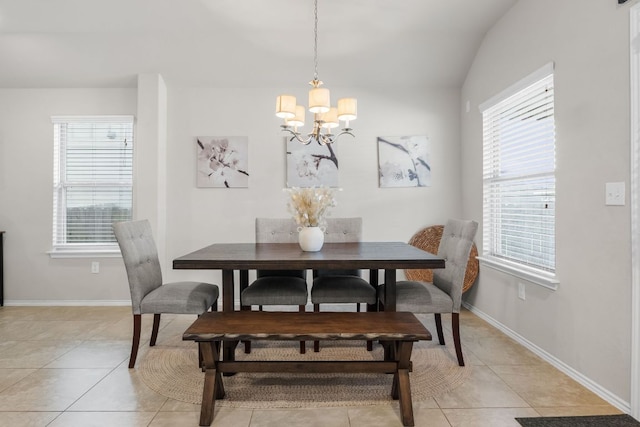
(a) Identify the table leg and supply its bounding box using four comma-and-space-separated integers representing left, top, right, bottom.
368, 269, 378, 313
199, 341, 224, 426
222, 269, 235, 312
221, 269, 237, 365
384, 269, 397, 312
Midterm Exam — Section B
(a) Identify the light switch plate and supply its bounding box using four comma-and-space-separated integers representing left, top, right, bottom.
605, 182, 625, 206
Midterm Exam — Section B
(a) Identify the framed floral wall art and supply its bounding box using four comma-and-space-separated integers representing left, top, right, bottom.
196, 136, 249, 188
286, 137, 339, 188
377, 135, 431, 188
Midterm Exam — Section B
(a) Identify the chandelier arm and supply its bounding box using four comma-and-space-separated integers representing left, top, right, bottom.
282, 126, 313, 145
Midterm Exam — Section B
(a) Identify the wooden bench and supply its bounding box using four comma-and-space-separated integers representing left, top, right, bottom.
182, 311, 432, 426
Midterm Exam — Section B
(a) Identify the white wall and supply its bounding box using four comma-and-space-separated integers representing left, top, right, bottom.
461, 0, 634, 406
163, 85, 463, 285
0, 89, 136, 302
0, 84, 463, 302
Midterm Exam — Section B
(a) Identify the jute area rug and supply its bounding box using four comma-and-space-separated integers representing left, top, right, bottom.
139, 337, 471, 409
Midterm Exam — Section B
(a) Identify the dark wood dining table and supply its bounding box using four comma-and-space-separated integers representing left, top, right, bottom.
173, 241, 444, 362
173, 241, 445, 312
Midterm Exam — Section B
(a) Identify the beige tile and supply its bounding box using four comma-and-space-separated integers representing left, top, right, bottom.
250, 407, 350, 427
0, 306, 130, 322
413, 407, 452, 427
69, 366, 168, 411
160, 398, 201, 412
0, 368, 110, 411
442, 408, 540, 427
44, 340, 130, 369
0, 320, 108, 341
150, 408, 253, 426
434, 366, 530, 408
0, 412, 60, 427
534, 406, 623, 417
413, 398, 440, 409
86, 315, 155, 342
347, 405, 404, 427
48, 411, 157, 427
0, 368, 37, 392
0, 340, 82, 368
462, 335, 544, 366
490, 364, 610, 407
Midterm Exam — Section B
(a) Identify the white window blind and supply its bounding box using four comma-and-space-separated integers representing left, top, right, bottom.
481, 66, 556, 275
52, 116, 134, 253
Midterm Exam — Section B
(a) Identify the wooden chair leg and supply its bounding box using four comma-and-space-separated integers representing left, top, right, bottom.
313, 304, 320, 352
129, 314, 141, 368
452, 312, 464, 366
299, 304, 306, 354
150, 313, 161, 346
434, 313, 445, 345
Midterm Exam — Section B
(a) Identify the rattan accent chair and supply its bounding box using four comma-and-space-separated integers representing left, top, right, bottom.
113, 219, 220, 368
380, 218, 478, 366
310, 217, 377, 352
240, 218, 309, 353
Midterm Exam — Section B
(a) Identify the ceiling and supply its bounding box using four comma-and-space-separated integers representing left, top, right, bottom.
0, 0, 518, 89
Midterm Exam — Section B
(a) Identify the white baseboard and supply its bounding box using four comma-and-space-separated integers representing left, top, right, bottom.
463, 301, 631, 414
3, 300, 131, 306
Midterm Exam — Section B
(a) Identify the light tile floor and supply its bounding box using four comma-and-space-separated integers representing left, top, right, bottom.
0, 306, 622, 427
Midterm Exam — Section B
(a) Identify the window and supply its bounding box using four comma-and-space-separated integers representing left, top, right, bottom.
51, 116, 134, 256
479, 63, 558, 288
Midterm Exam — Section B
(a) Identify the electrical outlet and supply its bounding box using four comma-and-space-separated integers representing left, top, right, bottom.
605, 182, 625, 206
91, 261, 100, 274
518, 282, 526, 300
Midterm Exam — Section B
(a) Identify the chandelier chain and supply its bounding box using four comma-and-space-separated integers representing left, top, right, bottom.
313, 0, 319, 82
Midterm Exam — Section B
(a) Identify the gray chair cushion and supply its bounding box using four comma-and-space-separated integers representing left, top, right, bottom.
113, 220, 164, 314
433, 219, 478, 311
256, 218, 299, 243
379, 218, 478, 314
311, 217, 371, 305
323, 218, 362, 243
241, 276, 308, 306
244, 218, 309, 307
140, 282, 219, 314
379, 281, 454, 313
311, 275, 376, 304
114, 219, 220, 315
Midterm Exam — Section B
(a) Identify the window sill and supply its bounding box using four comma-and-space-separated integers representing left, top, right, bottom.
48, 248, 122, 259
477, 256, 559, 290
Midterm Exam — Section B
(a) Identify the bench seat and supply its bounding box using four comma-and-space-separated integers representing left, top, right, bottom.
183, 311, 431, 427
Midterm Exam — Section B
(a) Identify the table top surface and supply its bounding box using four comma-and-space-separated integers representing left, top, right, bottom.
173, 241, 445, 270
182, 311, 432, 341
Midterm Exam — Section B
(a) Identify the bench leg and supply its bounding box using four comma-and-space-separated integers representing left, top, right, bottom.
199, 341, 225, 426
395, 341, 415, 427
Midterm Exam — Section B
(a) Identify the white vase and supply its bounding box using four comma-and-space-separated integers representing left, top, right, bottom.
298, 226, 325, 252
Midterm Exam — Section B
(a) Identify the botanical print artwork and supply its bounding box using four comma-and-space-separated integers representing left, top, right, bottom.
196, 136, 249, 188
286, 138, 339, 188
377, 135, 431, 188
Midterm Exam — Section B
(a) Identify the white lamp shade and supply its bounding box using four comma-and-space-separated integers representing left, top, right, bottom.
320, 107, 339, 129
286, 105, 306, 127
308, 87, 330, 113
337, 98, 357, 121
276, 95, 296, 119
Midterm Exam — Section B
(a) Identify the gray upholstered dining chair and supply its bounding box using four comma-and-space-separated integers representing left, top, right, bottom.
113, 219, 220, 368
379, 218, 478, 366
240, 218, 309, 353
310, 217, 377, 352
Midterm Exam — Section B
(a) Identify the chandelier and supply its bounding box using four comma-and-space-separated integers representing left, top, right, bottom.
275, 0, 357, 146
